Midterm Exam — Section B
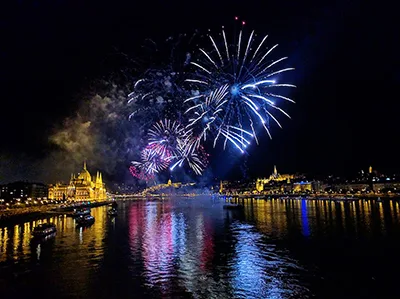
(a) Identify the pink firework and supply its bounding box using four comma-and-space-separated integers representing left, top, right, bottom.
129, 165, 155, 181
131, 144, 173, 180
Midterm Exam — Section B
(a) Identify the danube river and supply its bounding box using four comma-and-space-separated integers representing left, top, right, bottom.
1, 197, 400, 298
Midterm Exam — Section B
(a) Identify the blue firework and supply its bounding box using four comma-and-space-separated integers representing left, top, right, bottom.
184, 27, 296, 152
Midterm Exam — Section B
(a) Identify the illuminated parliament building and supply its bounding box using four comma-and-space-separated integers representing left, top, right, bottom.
48, 162, 107, 201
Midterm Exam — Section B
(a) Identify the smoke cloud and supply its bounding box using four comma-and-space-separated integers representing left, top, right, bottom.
50, 118, 94, 165
45, 81, 142, 183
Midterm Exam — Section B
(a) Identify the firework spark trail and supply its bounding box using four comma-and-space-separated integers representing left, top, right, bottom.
127, 53, 196, 127
131, 117, 207, 178
184, 27, 295, 152
148, 119, 189, 157
131, 143, 173, 180
185, 84, 228, 137
169, 136, 207, 175
129, 165, 155, 181
185, 84, 255, 151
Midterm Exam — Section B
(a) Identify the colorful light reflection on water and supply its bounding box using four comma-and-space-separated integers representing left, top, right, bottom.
123, 198, 309, 298
3, 197, 400, 298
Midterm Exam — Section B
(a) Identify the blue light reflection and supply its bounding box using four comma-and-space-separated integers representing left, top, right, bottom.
301, 199, 310, 237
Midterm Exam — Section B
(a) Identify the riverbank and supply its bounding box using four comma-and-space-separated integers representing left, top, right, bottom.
0, 201, 111, 226
219, 194, 399, 201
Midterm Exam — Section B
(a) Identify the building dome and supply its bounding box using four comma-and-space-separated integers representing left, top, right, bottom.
77, 162, 91, 183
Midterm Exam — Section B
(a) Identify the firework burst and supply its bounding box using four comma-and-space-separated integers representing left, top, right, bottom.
148, 119, 189, 157
127, 25, 295, 178
128, 70, 179, 123
129, 165, 155, 181
169, 136, 208, 175
127, 34, 200, 126
184, 84, 253, 153
131, 144, 173, 180
184, 26, 295, 152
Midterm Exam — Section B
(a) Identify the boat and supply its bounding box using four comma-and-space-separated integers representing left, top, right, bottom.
72, 208, 91, 217
32, 223, 57, 237
107, 208, 118, 217
76, 215, 95, 226
223, 204, 244, 210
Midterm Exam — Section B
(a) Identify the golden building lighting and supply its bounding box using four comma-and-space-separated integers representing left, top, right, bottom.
256, 165, 294, 192
293, 182, 312, 193
48, 162, 107, 201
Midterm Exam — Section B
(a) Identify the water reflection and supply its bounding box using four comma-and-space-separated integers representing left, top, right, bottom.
301, 199, 310, 237
142, 202, 174, 287
3, 197, 400, 298
125, 198, 312, 298
230, 222, 307, 298
130, 201, 217, 296
1, 206, 108, 297
228, 197, 400, 240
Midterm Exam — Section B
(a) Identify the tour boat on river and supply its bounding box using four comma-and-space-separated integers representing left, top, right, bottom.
32, 223, 57, 237
72, 208, 91, 218
76, 215, 95, 226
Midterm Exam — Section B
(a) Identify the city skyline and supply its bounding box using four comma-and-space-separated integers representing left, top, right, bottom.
0, 159, 399, 185
1, 162, 397, 190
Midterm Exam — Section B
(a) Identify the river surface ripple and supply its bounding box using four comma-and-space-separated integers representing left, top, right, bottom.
2, 197, 400, 298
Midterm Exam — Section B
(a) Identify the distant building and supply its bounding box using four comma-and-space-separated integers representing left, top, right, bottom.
311, 181, 323, 193
0, 182, 48, 202
48, 162, 107, 201
293, 181, 312, 193
141, 179, 195, 195
255, 166, 294, 192
368, 165, 374, 190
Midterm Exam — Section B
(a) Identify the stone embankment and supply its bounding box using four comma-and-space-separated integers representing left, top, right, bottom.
0, 201, 110, 225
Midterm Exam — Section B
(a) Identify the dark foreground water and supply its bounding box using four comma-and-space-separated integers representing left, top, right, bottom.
1, 197, 400, 298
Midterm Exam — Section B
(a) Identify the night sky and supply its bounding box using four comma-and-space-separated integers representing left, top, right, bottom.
0, 0, 398, 183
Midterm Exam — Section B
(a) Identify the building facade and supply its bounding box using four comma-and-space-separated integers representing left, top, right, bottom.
256, 166, 294, 192
0, 182, 48, 202
48, 162, 107, 201
293, 181, 312, 193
